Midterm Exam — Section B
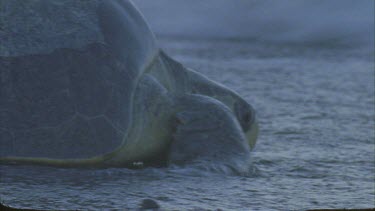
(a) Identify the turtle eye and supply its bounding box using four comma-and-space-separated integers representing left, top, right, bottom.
234, 101, 253, 132
244, 112, 251, 123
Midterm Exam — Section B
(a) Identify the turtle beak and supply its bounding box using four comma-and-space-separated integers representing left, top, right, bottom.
245, 119, 258, 150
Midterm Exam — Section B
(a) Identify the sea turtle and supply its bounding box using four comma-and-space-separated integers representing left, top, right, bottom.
0, 0, 258, 169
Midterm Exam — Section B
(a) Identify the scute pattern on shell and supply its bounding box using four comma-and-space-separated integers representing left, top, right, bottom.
0, 44, 129, 159
0, 0, 158, 159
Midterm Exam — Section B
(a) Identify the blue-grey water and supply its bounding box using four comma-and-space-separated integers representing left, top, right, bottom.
1, 1, 374, 210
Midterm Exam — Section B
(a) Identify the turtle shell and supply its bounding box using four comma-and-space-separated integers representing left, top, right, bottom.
0, 0, 158, 159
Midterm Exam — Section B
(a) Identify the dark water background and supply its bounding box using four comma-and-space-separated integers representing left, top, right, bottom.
1, 1, 374, 210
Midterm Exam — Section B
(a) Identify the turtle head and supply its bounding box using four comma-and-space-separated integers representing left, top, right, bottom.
233, 99, 258, 150
161, 61, 259, 150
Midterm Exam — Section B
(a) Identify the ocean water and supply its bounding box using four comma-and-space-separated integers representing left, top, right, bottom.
1, 1, 374, 210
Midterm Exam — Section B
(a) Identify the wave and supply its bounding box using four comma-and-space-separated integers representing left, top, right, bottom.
133, 0, 374, 48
